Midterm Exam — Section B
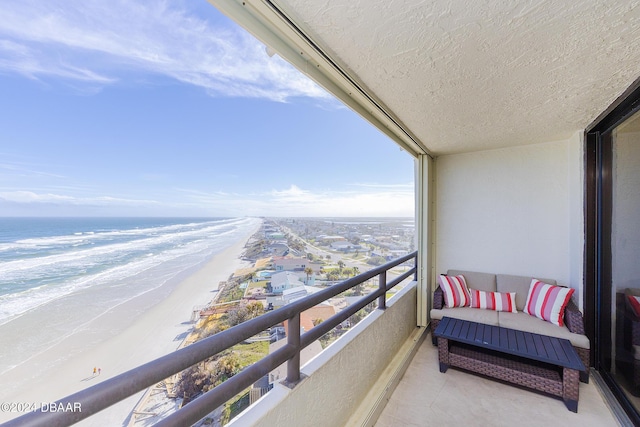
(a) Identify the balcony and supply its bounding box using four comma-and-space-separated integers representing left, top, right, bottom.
4, 253, 421, 427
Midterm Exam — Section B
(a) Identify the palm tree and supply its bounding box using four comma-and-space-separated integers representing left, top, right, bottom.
337, 260, 345, 272
304, 267, 313, 284
352, 266, 363, 295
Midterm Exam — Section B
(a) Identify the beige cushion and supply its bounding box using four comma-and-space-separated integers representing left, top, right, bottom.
431, 307, 499, 326
448, 270, 496, 292
626, 288, 640, 298
498, 312, 590, 349
496, 274, 557, 312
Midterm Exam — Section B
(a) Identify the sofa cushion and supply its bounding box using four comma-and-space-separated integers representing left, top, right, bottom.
524, 279, 574, 327
627, 288, 640, 298
448, 270, 496, 292
431, 307, 499, 326
470, 289, 517, 313
496, 274, 556, 312
439, 274, 471, 308
498, 312, 590, 349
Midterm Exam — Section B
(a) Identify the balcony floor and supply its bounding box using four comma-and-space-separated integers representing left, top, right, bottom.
375, 332, 620, 427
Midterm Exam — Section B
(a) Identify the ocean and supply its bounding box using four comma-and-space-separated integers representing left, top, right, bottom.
0, 217, 260, 378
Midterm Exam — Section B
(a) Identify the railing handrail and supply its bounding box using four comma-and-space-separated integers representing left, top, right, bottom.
4, 251, 417, 427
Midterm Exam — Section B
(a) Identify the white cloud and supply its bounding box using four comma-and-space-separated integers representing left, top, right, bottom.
178, 184, 415, 217
0, 191, 158, 207
0, 182, 414, 217
0, 1, 331, 102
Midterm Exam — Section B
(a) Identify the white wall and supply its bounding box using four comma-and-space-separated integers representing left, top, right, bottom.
434, 132, 584, 301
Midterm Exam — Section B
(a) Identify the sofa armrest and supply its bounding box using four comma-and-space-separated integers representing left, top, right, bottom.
434, 286, 444, 310
564, 299, 585, 335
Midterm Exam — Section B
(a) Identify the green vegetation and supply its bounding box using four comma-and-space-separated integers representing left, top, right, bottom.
219, 286, 244, 303
176, 300, 266, 410
230, 341, 269, 366
222, 391, 251, 425
248, 279, 268, 290
243, 238, 267, 260
367, 255, 387, 266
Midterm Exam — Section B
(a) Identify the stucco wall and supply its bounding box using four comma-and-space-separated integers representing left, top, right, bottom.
434, 133, 584, 301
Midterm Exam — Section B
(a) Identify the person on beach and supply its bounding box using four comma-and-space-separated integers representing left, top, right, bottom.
93, 367, 97, 376
98, 368, 101, 375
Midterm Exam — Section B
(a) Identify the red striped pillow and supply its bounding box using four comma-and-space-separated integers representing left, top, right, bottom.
524, 279, 574, 326
439, 275, 471, 308
628, 295, 640, 318
470, 289, 517, 313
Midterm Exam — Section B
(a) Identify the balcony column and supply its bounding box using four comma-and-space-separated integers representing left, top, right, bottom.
378, 271, 387, 310
286, 312, 301, 383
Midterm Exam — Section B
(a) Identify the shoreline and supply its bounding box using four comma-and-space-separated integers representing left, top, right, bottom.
0, 223, 260, 425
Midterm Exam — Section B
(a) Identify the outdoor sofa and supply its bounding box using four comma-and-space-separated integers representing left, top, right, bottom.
431, 269, 590, 383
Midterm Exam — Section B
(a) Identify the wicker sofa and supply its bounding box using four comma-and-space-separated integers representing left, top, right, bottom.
431, 269, 590, 382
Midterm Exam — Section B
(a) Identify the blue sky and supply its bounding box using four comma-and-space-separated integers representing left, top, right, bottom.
0, 1, 414, 217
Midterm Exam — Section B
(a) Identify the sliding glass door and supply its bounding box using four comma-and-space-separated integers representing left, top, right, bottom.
609, 110, 640, 405
586, 82, 640, 424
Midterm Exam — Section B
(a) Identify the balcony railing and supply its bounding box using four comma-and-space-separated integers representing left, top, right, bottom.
5, 251, 418, 427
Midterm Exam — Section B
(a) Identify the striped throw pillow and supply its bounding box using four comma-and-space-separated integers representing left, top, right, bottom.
470, 289, 517, 313
439, 274, 471, 308
524, 279, 574, 326
628, 295, 640, 318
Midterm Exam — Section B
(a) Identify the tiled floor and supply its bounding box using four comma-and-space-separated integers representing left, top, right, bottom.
375, 333, 620, 427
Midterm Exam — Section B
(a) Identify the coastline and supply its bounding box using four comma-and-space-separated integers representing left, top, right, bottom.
0, 224, 259, 426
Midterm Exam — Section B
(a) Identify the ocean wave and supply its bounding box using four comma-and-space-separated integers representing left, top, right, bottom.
0, 219, 245, 281
0, 217, 259, 324
0, 218, 240, 253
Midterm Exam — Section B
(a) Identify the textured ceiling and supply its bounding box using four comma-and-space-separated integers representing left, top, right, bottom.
273, 0, 640, 155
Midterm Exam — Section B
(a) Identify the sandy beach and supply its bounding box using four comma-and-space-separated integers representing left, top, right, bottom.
0, 226, 258, 426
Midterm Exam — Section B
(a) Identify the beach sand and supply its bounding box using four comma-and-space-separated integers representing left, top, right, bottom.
0, 229, 257, 426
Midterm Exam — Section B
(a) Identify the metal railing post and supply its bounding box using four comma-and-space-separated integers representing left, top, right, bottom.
287, 312, 301, 383
378, 271, 387, 310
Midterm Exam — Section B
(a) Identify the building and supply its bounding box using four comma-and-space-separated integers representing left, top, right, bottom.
273, 256, 308, 272
265, 242, 289, 256
268, 271, 304, 294
267, 284, 323, 308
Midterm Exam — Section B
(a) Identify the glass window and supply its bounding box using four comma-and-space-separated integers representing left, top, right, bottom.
608, 109, 640, 408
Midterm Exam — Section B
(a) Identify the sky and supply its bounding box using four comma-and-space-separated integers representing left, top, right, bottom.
0, 1, 415, 218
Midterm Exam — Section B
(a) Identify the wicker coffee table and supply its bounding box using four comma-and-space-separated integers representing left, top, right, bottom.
434, 317, 586, 412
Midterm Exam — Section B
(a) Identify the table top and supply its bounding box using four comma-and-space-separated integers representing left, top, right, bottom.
434, 316, 586, 371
